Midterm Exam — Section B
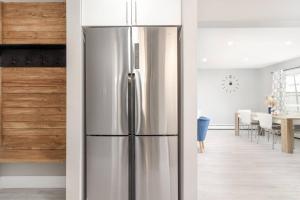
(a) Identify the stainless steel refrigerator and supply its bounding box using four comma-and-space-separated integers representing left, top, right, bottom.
85, 27, 180, 200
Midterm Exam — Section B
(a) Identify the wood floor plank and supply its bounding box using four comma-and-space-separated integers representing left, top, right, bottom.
198, 130, 300, 200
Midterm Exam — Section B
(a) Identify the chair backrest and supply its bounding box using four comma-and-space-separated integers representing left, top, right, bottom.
257, 113, 272, 129
239, 110, 251, 125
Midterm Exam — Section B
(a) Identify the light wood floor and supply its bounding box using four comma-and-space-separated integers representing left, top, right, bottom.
198, 130, 300, 200
0, 189, 65, 200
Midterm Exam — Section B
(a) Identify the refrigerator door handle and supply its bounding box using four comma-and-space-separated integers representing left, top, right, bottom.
135, 70, 142, 134
128, 73, 135, 134
133, 42, 141, 134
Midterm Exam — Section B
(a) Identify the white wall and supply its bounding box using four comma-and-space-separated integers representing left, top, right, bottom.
0, 163, 66, 189
197, 57, 300, 126
197, 68, 263, 125
0, 163, 66, 188
66, 0, 84, 199
198, 0, 300, 26
259, 57, 300, 111
181, 0, 198, 200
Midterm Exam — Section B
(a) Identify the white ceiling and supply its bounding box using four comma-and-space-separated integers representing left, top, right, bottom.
198, 28, 300, 69
198, 0, 300, 26
197, 0, 300, 69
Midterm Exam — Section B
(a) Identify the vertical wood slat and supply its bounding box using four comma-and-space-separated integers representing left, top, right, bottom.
0, 2, 3, 44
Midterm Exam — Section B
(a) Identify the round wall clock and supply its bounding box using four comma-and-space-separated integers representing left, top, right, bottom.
221, 74, 239, 94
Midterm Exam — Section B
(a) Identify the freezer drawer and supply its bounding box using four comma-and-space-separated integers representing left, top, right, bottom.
135, 136, 178, 200
86, 136, 129, 200
85, 27, 130, 136
132, 27, 179, 136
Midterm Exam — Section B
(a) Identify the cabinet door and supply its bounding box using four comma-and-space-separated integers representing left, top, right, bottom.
133, 0, 181, 25
82, 0, 130, 26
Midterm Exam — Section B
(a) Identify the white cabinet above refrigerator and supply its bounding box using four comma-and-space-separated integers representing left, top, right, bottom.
133, 0, 181, 25
82, 0, 181, 26
82, 0, 130, 26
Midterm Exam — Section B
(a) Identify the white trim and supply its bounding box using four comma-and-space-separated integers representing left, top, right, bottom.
181, 0, 198, 200
66, 0, 84, 198
0, 176, 66, 189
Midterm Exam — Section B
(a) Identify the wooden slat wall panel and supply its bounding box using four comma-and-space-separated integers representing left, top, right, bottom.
2, 67, 66, 87
4, 31, 65, 39
4, 25, 66, 32
2, 2, 66, 44
3, 129, 65, 136
3, 94, 66, 108
0, 67, 66, 161
3, 18, 65, 25
3, 3, 65, 18
0, 2, 3, 44
3, 107, 65, 115
3, 121, 65, 129
2, 135, 65, 150
2, 67, 66, 82
3, 30, 65, 44
0, 149, 65, 163
3, 108, 65, 122
2, 38, 66, 44
3, 86, 66, 94
3, 113, 65, 122
3, 80, 65, 87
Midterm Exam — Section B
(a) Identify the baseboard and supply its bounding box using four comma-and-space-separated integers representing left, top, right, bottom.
0, 176, 66, 189
209, 124, 234, 130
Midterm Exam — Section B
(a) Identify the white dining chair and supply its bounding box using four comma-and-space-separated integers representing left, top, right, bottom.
256, 113, 280, 149
238, 110, 258, 142
238, 110, 251, 136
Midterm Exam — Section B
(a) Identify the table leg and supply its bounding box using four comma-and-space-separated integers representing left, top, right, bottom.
235, 112, 240, 136
281, 119, 294, 153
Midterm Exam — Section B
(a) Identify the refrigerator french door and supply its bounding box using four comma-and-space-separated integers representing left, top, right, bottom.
85, 27, 180, 200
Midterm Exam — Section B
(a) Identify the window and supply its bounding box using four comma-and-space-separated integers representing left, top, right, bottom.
285, 70, 300, 113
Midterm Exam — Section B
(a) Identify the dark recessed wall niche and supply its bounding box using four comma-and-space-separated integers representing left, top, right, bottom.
0, 45, 66, 67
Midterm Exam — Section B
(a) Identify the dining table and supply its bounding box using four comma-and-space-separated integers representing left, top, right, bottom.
235, 112, 300, 154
